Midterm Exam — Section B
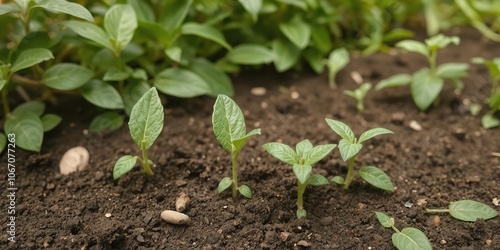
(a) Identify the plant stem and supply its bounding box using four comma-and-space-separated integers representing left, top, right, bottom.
231, 153, 239, 200
297, 181, 306, 210
391, 225, 401, 234
428, 49, 437, 73
343, 156, 357, 189
425, 208, 450, 213
1, 88, 11, 117
141, 140, 154, 176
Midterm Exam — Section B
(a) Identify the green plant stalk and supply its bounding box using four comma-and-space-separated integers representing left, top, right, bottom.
428, 49, 437, 73
343, 156, 357, 189
1, 88, 10, 117
231, 152, 239, 199
141, 140, 153, 176
425, 208, 450, 213
297, 181, 306, 210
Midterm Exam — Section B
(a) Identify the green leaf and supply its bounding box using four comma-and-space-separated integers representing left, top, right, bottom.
187, 58, 234, 97
0, 3, 19, 16
104, 4, 137, 51
304, 48, 324, 74
449, 200, 499, 221
218, 177, 232, 193
238, 0, 261, 22
212, 94, 247, 153
338, 139, 362, 162
425, 34, 460, 50
138, 21, 173, 46
113, 155, 137, 179
297, 208, 307, 219
436, 63, 469, 80
123, 81, 150, 116
331, 176, 345, 184
392, 228, 432, 250
279, 15, 311, 49
325, 118, 355, 142
293, 164, 312, 184
65, 20, 112, 49
232, 128, 261, 153
161, 0, 192, 30
226, 44, 274, 65
43, 63, 93, 90
181, 22, 231, 50
10, 48, 53, 73
375, 211, 393, 228
412, 68, 444, 111
358, 128, 393, 144
80, 80, 124, 109
327, 48, 349, 88
0, 133, 6, 153
376, 73, 412, 91
129, 88, 164, 149
238, 185, 252, 198
295, 139, 313, 159
307, 174, 329, 186
359, 166, 394, 191
89, 112, 124, 133
311, 26, 332, 53
396, 40, 429, 57
165, 46, 182, 63
12, 101, 45, 117
35, 0, 94, 22
0, 80, 6, 91
5, 112, 43, 152
272, 39, 300, 72
41, 114, 62, 132
304, 144, 336, 165
482, 114, 500, 129
262, 142, 297, 165
472, 57, 500, 81
155, 68, 210, 98
129, 0, 155, 22
103, 67, 131, 81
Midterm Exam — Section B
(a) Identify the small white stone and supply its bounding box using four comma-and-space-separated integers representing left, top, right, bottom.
160, 210, 190, 225
251, 87, 267, 96
409, 120, 422, 131
291, 91, 299, 99
59, 146, 89, 175
105, 213, 112, 218
493, 198, 499, 206
350, 71, 363, 84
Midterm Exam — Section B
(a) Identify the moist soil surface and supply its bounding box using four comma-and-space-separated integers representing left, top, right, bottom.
1, 28, 499, 250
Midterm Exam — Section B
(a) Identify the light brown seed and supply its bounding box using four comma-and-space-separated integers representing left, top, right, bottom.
160, 210, 190, 225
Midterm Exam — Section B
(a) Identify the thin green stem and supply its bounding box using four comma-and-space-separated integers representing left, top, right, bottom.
231, 153, 239, 200
297, 181, 306, 210
425, 208, 450, 213
1, 88, 10, 117
343, 156, 357, 189
428, 49, 437, 73
391, 225, 401, 234
141, 140, 154, 176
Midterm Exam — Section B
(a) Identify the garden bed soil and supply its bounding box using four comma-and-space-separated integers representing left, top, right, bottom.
1, 28, 499, 250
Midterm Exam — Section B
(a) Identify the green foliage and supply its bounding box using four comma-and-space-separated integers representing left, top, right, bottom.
344, 83, 372, 111
263, 140, 336, 218
426, 200, 499, 222
325, 119, 394, 190
212, 94, 261, 200
377, 34, 469, 111
113, 88, 164, 179
375, 211, 432, 250
471, 57, 500, 129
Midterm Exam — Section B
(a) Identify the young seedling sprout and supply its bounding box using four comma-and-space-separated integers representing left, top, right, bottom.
212, 94, 261, 199
344, 83, 372, 112
375, 211, 432, 250
113, 87, 164, 179
376, 34, 469, 111
263, 140, 336, 218
471, 57, 500, 129
426, 200, 498, 222
325, 119, 394, 191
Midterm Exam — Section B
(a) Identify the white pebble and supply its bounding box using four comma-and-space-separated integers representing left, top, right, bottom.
160, 210, 190, 225
409, 120, 422, 131
350, 71, 363, 84
493, 198, 499, 206
105, 213, 112, 218
250, 87, 267, 96
59, 146, 89, 175
291, 91, 299, 99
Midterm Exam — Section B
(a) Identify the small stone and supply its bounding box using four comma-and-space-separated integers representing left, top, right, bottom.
280, 232, 290, 242
161, 210, 190, 225
136, 235, 145, 243
391, 112, 405, 124
175, 180, 188, 187
176, 192, 190, 212
404, 201, 413, 208
251, 87, 267, 96
291, 91, 299, 99
433, 216, 440, 227
357, 203, 367, 210
486, 239, 492, 245
297, 240, 310, 247
144, 213, 153, 224
416, 199, 427, 206
261, 101, 268, 109
440, 239, 446, 245
94, 171, 104, 181
46, 183, 55, 190
350, 71, 363, 84
59, 146, 89, 175
105, 213, 112, 218
466, 175, 481, 183
409, 120, 422, 131
320, 216, 333, 226
493, 198, 499, 206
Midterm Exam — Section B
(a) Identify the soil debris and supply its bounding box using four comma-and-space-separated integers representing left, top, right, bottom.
176, 192, 190, 212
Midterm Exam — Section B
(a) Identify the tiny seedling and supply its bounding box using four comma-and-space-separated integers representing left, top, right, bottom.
344, 83, 372, 112
375, 211, 432, 250
325, 119, 394, 191
471, 57, 500, 129
212, 94, 261, 199
327, 48, 350, 88
113, 88, 164, 179
263, 139, 336, 218
376, 34, 469, 111
426, 200, 499, 222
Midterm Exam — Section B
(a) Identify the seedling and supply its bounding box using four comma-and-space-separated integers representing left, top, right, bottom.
344, 83, 372, 112
325, 119, 394, 191
376, 34, 469, 111
113, 88, 164, 179
327, 48, 350, 88
375, 211, 432, 250
426, 200, 498, 222
471, 57, 500, 129
212, 94, 261, 199
263, 140, 336, 218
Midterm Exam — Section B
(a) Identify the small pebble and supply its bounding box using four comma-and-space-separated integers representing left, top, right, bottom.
280, 232, 290, 242
404, 201, 413, 208
59, 146, 89, 175
492, 198, 499, 206
46, 183, 55, 190
320, 216, 333, 226
105, 213, 112, 218
350, 71, 363, 84
176, 192, 190, 212
409, 120, 422, 131
175, 180, 187, 187
440, 239, 446, 245
391, 112, 405, 124
161, 210, 190, 225
416, 199, 427, 206
291, 91, 299, 99
251, 87, 267, 96
297, 240, 310, 247
136, 235, 145, 243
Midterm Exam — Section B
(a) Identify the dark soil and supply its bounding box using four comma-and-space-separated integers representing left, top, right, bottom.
1, 28, 499, 250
